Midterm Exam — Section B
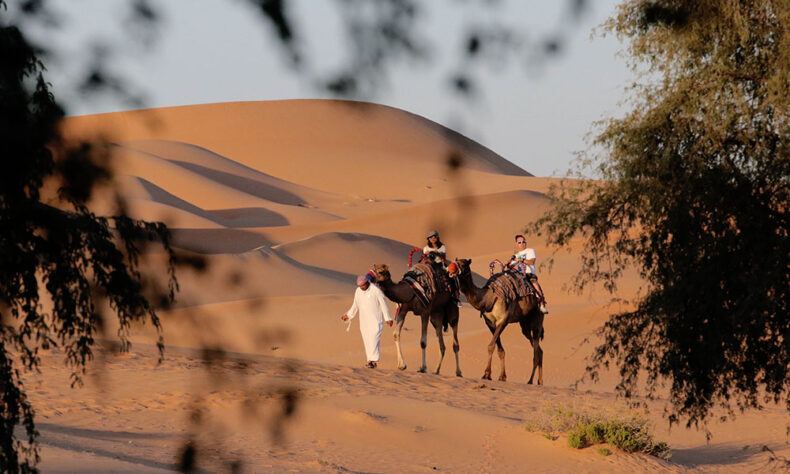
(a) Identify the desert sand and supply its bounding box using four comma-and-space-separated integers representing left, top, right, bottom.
23, 100, 787, 472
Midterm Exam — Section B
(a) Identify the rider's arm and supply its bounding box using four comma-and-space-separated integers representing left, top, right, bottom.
523, 248, 537, 266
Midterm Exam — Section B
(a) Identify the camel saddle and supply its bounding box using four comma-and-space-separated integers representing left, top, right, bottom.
403, 262, 449, 305
486, 271, 535, 306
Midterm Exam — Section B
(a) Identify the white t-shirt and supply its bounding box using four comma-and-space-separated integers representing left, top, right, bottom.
423, 244, 446, 256
514, 248, 537, 274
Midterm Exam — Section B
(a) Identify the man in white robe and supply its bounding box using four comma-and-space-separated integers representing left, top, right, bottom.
341, 275, 393, 368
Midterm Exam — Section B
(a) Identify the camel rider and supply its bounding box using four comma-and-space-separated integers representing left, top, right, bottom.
423, 230, 459, 302
509, 234, 549, 314
423, 230, 447, 264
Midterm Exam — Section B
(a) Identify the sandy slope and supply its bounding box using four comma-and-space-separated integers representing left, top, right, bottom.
24, 100, 784, 472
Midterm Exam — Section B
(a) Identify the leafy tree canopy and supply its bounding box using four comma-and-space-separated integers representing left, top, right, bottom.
0, 4, 179, 471
535, 0, 790, 428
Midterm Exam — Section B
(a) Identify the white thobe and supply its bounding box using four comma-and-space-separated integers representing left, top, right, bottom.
346, 284, 392, 362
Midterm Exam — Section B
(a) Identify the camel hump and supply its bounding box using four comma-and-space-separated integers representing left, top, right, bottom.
405, 261, 455, 303
407, 263, 439, 295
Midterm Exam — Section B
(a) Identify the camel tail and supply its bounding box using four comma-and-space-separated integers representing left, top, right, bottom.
443, 320, 449, 333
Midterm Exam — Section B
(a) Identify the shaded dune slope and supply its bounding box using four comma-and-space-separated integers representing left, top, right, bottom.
273, 232, 416, 277
109, 144, 341, 227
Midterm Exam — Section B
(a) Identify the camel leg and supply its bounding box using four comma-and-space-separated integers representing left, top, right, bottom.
483, 319, 507, 381
433, 321, 446, 375
418, 314, 429, 373
521, 319, 542, 385
526, 342, 544, 385
451, 319, 462, 377
496, 337, 506, 382
481, 318, 495, 380
393, 306, 407, 371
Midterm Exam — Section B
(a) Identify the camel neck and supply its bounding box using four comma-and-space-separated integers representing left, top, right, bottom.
378, 278, 413, 304
458, 272, 490, 311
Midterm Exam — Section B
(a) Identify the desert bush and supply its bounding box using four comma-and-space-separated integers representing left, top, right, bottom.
567, 431, 584, 449
526, 404, 669, 459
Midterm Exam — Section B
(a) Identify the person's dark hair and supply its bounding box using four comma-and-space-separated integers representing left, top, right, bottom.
426, 237, 444, 249
515, 234, 526, 242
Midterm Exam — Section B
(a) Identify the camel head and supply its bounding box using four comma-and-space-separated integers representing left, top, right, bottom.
453, 259, 472, 280
372, 264, 391, 282
455, 258, 472, 274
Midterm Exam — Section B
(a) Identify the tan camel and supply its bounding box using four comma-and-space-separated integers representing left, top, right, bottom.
452, 259, 544, 384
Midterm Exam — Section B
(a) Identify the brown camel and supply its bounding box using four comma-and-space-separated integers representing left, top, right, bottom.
452, 259, 544, 384
372, 263, 461, 376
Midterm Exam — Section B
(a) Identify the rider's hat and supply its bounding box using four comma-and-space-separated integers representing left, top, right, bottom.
427, 230, 439, 239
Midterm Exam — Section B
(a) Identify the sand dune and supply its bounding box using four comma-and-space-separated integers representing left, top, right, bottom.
256, 189, 554, 256
142, 246, 355, 309
108, 145, 342, 226
118, 139, 343, 207
168, 228, 271, 254
61, 101, 547, 207
128, 175, 331, 229
273, 232, 415, 276
30, 100, 779, 472
125, 198, 226, 229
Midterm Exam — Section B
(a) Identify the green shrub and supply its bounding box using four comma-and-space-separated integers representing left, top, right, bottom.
604, 425, 636, 452
597, 447, 611, 456
582, 422, 606, 445
567, 430, 585, 449
524, 404, 670, 459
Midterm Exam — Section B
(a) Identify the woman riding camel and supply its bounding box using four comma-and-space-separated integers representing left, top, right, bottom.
423, 230, 461, 302
423, 230, 447, 264
508, 234, 549, 314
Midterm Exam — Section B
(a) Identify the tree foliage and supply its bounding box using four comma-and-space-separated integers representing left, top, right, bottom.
0, 10, 179, 472
535, 0, 790, 427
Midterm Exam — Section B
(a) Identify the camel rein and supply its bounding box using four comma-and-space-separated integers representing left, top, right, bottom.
489, 259, 506, 276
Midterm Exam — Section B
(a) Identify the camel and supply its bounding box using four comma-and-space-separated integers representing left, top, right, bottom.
451, 259, 544, 384
372, 263, 461, 376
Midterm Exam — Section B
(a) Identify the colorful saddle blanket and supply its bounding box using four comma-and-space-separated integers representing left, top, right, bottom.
403, 262, 445, 306
486, 271, 535, 306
